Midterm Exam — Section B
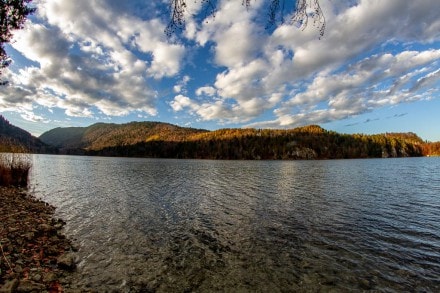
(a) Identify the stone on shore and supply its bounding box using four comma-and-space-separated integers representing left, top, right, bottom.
0, 187, 76, 292
16, 280, 46, 292
57, 253, 76, 271
0, 279, 18, 293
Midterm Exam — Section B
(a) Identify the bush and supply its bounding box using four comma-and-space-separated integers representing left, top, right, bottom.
0, 152, 31, 187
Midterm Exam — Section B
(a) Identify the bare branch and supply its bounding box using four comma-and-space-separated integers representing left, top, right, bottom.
291, 0, 325, 38
165, 0, 325, 38
165, 0, 217, 37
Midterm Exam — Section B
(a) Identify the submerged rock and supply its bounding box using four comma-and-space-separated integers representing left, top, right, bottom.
57, 253, 76, 271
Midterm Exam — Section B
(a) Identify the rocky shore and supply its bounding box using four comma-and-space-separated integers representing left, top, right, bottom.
0, 187, 76, 292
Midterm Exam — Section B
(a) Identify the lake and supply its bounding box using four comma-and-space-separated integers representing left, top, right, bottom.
29, 155, 440, 292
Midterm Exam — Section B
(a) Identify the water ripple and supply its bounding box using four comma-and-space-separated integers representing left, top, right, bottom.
30, 156, 440, 292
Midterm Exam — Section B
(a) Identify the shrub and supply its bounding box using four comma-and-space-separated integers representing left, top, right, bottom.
0, 152, 31, 187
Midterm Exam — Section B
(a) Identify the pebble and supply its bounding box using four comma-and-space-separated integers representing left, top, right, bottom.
0, 186, 76, 291
43, 272, 56, 283
31, 273, 42, 282
0, 279, 18, 293
38, 223, 54, 233
13, 265, 23, 274
57, 253, 76, 271
359, 278, 372, 290
16, 280, 46, 292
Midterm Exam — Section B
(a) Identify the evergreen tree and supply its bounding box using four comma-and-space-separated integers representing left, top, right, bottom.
0, 0, 35, 84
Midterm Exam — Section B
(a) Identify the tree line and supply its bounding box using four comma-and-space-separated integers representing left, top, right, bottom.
80, 125, 429, 160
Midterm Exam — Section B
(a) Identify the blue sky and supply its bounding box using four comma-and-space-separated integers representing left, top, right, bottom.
1, 0, 439, 141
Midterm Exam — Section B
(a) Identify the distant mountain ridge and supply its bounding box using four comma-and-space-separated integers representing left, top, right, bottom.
0, 115, 49, 152
3, 117, 436, 158
38, 121, 437, 159
39, 121, 208, 151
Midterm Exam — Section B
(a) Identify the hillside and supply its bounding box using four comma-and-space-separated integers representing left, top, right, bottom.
39, 122, 431, 159
39, 122, 209, 151
0, 115, 50, 153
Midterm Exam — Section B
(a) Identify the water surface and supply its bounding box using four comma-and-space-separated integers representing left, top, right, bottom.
30, 155, 440, 292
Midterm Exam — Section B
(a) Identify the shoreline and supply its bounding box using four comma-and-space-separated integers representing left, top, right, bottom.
0, 187, 76, 292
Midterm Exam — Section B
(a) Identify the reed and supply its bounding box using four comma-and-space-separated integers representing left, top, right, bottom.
0, 152, 32, 187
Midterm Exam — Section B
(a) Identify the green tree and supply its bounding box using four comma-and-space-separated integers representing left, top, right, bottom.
0, 0, 35, 84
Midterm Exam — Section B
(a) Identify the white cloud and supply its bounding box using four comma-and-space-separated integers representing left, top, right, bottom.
170, 94, 195, 112
2, 0, 439, 133
170, 94, 229, 121
147, 43, 185, 79
192, 0, 266, 69
2, 0, 183, 120
196, 86, 216, 97
173, 75, 191, 94
258, 49, 440, 128
183, 0, 440, 128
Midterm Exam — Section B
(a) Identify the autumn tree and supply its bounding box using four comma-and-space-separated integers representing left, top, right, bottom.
166, 0, 325, 37
0, 0, 35, 84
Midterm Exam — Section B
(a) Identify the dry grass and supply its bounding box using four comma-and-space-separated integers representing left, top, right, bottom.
0, 152, 31, 187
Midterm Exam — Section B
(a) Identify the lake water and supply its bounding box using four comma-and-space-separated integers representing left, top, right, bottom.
29, 155, 440, 292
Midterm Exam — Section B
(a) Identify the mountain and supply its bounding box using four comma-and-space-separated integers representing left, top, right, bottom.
39, 122, 429, 159
39, 121, 208, 151
0, 115, 50, 153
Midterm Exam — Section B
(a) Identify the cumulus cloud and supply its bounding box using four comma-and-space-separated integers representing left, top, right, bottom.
196, 86, 216, 97
180, 0, 440, 128
173, 75, 191, 94
2, 0, 439, 132
256, 49, 440, 128
170, 94, 240, 122
1, 0, 185, 120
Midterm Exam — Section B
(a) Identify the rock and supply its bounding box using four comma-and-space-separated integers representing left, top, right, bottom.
14, 265, 23, 273
45, 244, 60, 256
38, 223, 54, 233
23, 232, 35, 241
8, 227, 19, 233
31, 273, 42, 282
43, 272, 57, 283
359, 278, 372, 290
0, 187, 74, 290
53, 218, 66, 225
0, 279, 19, 293
15, 280, 46, 292
57, 253, 76, 271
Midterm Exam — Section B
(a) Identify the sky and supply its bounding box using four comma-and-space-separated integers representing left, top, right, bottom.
1, 0, 439, 141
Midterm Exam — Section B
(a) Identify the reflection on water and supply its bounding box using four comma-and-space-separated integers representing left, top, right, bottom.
30, 155, 440, 292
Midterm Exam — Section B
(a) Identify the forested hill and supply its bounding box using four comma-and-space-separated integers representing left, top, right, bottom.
38, 122, 439, 159
39, 121, 208, 151
0, 115, 50, 153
